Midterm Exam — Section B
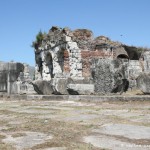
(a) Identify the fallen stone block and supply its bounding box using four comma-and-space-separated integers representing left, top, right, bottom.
30, 80, 53, 95
67, 84, 94, 95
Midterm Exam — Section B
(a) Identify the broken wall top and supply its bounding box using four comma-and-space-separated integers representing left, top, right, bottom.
35, 26, 123, 52
0, 62, 24, 72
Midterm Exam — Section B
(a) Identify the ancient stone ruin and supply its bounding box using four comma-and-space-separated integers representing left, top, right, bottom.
1, 26, 150, 95
0, 61, 35, 95
32, 26, 150, 95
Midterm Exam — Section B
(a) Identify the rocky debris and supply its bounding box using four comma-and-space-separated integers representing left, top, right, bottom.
72, 29, 93, 50
51, 78, 73, 95
67, 84, 94, 95
111, 79, 129, 94
91, 36, 122, 50
30, 80, 53, 95
137, 73, 150, 94
28, 78, 94, 95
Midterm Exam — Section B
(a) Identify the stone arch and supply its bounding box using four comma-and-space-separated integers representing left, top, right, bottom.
117, 54, 129, 59
113, 47, 129, 59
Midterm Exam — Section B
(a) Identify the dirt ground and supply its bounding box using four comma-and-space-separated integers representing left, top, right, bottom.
0, 97, 149, 150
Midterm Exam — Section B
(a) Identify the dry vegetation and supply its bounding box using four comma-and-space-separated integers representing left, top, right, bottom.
0, 98, 149, 150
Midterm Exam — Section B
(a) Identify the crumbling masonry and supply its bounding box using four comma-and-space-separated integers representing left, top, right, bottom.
1, 26, 150, 95
33, 26, 150, 95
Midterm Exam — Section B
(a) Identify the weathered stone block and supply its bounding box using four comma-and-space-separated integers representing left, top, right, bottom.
137, 73, 150, 94
128, 60, 142, 80
31, 80, 53, 95
67, 42, 78, 49
63, 36, 71, 42
67, 84, 94, 95
51, 78, 73, 95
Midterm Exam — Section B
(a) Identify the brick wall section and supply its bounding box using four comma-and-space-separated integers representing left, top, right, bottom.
81, 49, 113, 77
63, 50, 70, 73
82, 51, 91, 77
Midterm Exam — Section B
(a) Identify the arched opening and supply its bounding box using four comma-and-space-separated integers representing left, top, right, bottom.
45, 52, 53, 78
117, 54, 129, 59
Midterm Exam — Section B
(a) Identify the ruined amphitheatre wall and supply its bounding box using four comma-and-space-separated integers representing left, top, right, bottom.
34, 26, 129, 80
33, 26, 129, 94
33, 26, 150, 95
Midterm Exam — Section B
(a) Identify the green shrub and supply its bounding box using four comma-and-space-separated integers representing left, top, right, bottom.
32, 30, 45, 49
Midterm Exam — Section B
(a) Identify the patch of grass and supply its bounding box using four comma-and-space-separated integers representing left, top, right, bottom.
0, 120, 8, 126
0, 134, 6, 140
3, 117, 94, 149
0, 142, 15, 150
11, 132, 26, 138
0, 110, 17, 115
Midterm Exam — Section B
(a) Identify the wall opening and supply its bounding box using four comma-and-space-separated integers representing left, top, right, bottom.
117, 54, 129, 59
45, 52, 54, 78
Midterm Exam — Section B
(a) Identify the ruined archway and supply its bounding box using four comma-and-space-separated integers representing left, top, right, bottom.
117, 54, 129, 59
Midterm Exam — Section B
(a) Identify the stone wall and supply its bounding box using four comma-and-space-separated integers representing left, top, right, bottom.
81, 46, 114, 77
91, 59, 129, 94
0, 62, 35, 94
126, 60, 143, 90
32, 26, 150, 95
35, 27, 83, 80
113, 46, 128, 59
141, 50, 150, 73
0, 62, 24, 93
34, 26, 129, 80
91, 59, 114, 94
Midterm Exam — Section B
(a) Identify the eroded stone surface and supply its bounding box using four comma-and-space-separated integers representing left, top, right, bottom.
84, 135, 149, 150
2, 132, 53, 150
93, 124, 150, 139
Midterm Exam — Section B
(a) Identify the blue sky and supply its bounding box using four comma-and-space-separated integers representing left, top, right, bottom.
0, 0, 149, 66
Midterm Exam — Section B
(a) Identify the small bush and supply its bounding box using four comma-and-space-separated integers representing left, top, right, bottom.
32, 30, 45, 49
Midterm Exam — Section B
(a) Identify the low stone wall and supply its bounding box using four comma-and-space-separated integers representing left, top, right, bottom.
2, 94, 150, 102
